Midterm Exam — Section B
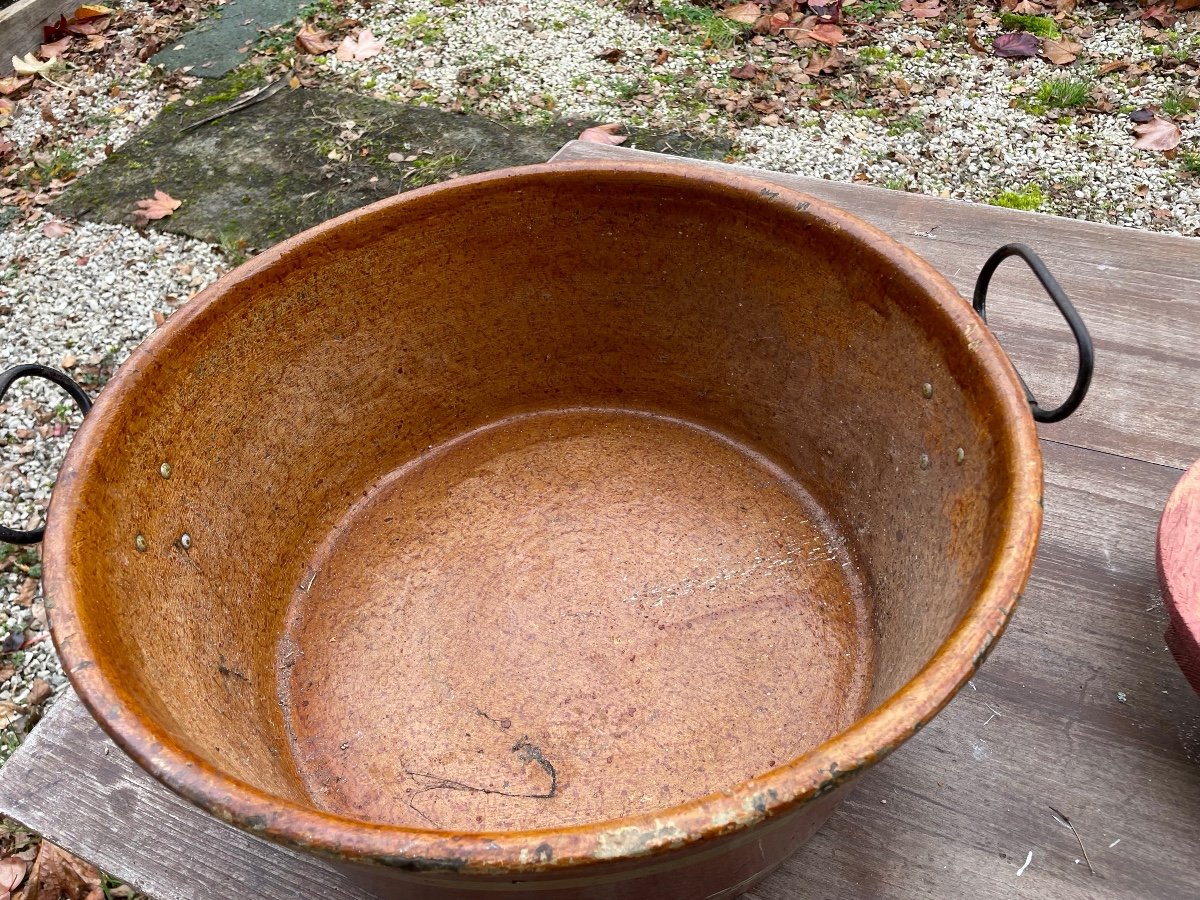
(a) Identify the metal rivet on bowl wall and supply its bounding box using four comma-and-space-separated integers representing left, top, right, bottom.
956, 447, 966, 464
919, 452, 930, 470
135, 534, 147, 553
159, 462, 172, 479
180, 532, 192, 550
922, 382, 933, 399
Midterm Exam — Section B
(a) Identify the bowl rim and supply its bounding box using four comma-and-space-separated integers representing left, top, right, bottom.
44, 159, 1043, 874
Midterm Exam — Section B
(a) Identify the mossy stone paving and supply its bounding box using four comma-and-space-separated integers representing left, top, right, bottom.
54, 73, 730, 249
150, 0, 310, 78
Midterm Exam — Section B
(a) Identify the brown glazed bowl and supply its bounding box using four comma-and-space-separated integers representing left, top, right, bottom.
42, 161, 1054, 898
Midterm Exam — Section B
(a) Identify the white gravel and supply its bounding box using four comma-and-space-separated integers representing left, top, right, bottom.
741, 16, 1200, 233
0, 219, 225, 720
319, 0, 1200, 234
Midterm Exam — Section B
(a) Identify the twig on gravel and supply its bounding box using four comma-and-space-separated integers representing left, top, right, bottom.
179, 69, 294, 134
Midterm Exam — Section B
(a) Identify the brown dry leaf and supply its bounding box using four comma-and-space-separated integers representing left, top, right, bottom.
596, 47, 622, 63
15, 577, 38, 605
754, 10, 789, 33
0, 98, 13, 117
65, 16, 110, 35
39, 36, 71, 60
1012, 0, 1043, 12
654, 47, 669, 64
805, 47, 845, 74
721, 2, 761, 24
1176, 0, 1200, 10
1042, 37, 1081, 65
295, 22, 337, 54
992, 32, 1039, 57
71, 4, 112, 20
0, 856, 26, 900
0, 701, 21, 730
21, 841, 102, 900
0, 666, 13, 683
730, 61, 762, 79
1132, 115, 1181, 151
810, 22, 845, 45
24, 678, 52, 709
335, 28, 385, 61
84, 34, 107, 50
132, 189, 181, 226
901, 0, 945, 18
1097, 58, 1128, 75
1141, 3, 1177, 28
579, 123, 626, 145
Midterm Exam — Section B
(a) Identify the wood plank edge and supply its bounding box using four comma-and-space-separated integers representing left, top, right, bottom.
550, 141, 1200, 249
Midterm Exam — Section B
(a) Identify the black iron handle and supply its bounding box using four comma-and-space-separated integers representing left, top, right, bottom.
0, 364, 93, 545
972, 244, 1093, 424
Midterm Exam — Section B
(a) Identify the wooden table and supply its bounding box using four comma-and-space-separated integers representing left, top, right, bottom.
2, 141, 1199, 899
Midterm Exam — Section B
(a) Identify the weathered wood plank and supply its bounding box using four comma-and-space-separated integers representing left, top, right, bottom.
1, 442, 1196, 900
0, 697, 384, 900
0, 0, 80, 76
551, 141, 1200, 471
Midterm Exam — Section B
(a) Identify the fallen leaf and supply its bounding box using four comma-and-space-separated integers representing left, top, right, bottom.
654, 47, 669, 64
901, 0, 944, 18
1141, 3, 1177, 28
809, 0, 841, 19
1097, 58, 1128, 75
578, 123, 627, 145
288, 73, 301, 89
0, 98, 12, 117
132, 189, 181, 226
24, 678, 52, 709
1012, 0, 1043, 11
60, 353, 77, 369
753, 11, 789, 33
65, 16, 110, 35
0, 666, 13, 683
294, 23, 337, 54
335, 28, 385, 61
0, 702, 21, 730
1041, 37, 1081, 65
1176, 0, 1200, 10
42, 14, 69, 42
730, 61, 762, 79
0, 856, 26, 900
1132, 115, 1181, 151
21, 841, 101, 900
1129, 107, 1155, 123
15, 577, 38, 605
11, 53, 54, 76
596, 47, 623, 62
805, 47, 845, 74
71, 4, 113, 19
810, 22, 845, 44
1, 631, 23, 653
84, 34, 107, 50
992, 32, 1039, 58
41, 103, 58, 124
721, 2, 761, 24
39, 36, 71, 59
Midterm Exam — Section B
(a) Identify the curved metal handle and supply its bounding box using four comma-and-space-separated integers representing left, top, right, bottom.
972, 243, 1094, 424
0, 364, 93, 545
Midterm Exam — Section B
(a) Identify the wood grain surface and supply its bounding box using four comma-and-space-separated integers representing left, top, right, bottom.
553, 142, 1200, 472
1, 441, 1196, 899
0, 0, 81, 76
2, 144, 1198, 900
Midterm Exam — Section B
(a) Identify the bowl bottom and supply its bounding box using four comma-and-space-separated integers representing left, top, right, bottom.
278, 407, 874, 831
